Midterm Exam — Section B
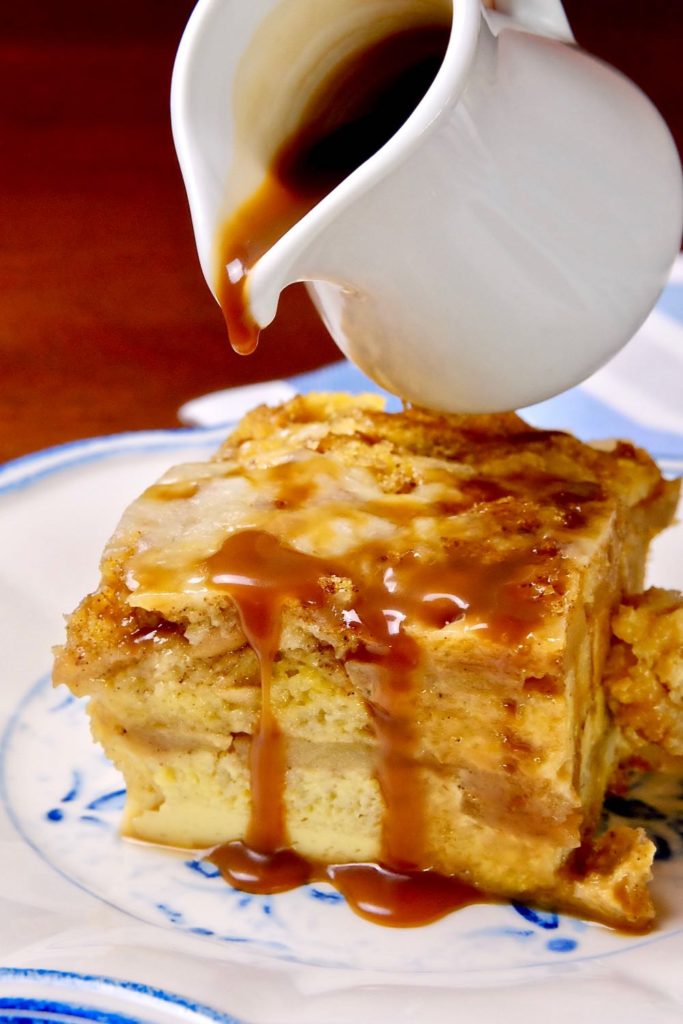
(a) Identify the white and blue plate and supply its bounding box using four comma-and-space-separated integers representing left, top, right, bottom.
0, 262, 682, 1022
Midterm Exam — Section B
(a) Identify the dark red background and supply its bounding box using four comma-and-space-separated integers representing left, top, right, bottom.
1, 1, 681, 461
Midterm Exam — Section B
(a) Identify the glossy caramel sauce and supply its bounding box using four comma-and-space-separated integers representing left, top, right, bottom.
133, 453, 586, 926
212, 841, 312, 895
326, 863, 483, 927
207, 525, 551, 916
198, 525, 549, 922
216, 25, 450, 354
205, 530, 332, 857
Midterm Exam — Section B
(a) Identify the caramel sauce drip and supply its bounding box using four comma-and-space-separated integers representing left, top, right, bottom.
327, 863, 483, 927
207, 853, 483, 927
211, 842, 312, 895
132, 453, 583, 925
216, 25, 450, 354
205, 531, 332, 855
216, 178, 316, 355
196, 522, 551, 925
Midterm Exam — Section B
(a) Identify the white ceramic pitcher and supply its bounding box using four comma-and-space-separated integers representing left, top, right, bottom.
172, 0, 682, 412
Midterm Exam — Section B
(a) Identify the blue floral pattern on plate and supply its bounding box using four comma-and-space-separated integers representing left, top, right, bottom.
2, 674, 681, 974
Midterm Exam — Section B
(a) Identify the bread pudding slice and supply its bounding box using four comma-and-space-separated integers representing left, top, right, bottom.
53, 394, 680, 929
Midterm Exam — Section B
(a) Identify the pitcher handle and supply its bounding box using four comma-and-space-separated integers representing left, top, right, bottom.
482, 0, 575, 43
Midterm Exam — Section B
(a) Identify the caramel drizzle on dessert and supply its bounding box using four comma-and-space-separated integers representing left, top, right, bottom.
204, 528, 508, 923
133, 455, 575, 925
216, 25, 450, 354
208, 532, 329, 892
200, 530, 551, 924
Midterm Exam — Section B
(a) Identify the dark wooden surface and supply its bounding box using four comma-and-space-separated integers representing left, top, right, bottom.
2, 1, 681, 461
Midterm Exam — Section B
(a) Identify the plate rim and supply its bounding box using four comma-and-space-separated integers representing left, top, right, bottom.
0, 967, 245, 1024
0, 427, 233, 499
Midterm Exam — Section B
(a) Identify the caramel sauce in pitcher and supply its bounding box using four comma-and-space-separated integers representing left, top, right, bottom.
216, 24, 451, 355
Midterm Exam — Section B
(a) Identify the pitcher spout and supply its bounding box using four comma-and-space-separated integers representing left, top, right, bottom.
174, 0, 481, 318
